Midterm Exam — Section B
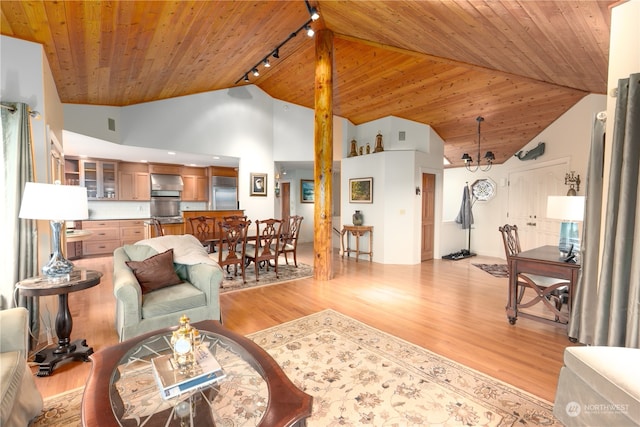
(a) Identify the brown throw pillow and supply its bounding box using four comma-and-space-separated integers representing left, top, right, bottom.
125, 249, 182, 294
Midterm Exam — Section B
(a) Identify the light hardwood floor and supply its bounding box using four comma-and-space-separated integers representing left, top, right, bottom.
31, 243, 577, 403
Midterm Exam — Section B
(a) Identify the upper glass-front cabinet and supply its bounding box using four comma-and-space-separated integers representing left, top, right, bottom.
79, 160, 118, 200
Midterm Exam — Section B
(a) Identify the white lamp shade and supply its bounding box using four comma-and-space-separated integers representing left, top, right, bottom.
19, 182, 88, 221
546, 196, 585, 221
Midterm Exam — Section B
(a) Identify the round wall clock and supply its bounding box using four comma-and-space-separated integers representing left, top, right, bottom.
471, 178, 496, 201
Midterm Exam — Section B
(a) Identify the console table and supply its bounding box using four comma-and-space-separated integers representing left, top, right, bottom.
341, 225, 373, 262
15, 269, 102, 376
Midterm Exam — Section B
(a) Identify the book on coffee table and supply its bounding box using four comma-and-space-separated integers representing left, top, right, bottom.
151, 345, 225, 400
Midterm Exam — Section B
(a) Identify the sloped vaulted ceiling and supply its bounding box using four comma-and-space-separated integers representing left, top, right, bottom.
0, 1, 613, 166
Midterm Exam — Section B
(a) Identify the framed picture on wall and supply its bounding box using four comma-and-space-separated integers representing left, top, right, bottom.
349, 177, 373, 203
300, 179, 314, 203
250, 173, 267, 196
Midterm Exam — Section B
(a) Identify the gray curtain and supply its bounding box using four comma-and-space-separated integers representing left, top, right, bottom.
569, 73, 640, 348
1, 102, 39, 348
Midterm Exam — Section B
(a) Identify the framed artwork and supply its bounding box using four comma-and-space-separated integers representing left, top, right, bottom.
300, 179, 314, 203
250, 173, 267, 196
349, 177, 373, 203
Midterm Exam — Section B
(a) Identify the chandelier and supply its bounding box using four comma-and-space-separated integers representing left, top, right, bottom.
461, 116, 495, 172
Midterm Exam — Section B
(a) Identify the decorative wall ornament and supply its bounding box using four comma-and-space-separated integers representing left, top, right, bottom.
515, 142, 545, 161
349, 139, 358, 157
373, 132, 384, 153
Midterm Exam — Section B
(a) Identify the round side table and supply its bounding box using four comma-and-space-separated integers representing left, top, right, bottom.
16, 269, 102, 376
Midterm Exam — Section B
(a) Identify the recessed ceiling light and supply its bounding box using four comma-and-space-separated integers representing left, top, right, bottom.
168, 151, 176, 155
213, 156, 220, 160
188, 163, 196, 167
140, 160, 148, 163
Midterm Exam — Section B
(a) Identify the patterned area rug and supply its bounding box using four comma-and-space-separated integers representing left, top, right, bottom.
33, 310, 559, 427
473, 263, 509, 278
219, 257, 313, 293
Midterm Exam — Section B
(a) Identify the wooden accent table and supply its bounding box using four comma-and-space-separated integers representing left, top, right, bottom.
82, 320, 312, 427
15, 269, 102, 376
341, 225, 373, 262
506, 245, 581, 330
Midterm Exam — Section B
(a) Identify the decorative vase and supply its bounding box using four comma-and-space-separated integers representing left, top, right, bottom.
366, 143, 371, 154
373, 132, 384, 153
349, 139, 358, 157
352, 210, 364, 226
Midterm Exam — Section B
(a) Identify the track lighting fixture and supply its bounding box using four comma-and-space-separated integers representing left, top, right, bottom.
305, 25, 314, 37
461, 116, 495, 172
305, 0, 320, 20
235, 1, 320, 84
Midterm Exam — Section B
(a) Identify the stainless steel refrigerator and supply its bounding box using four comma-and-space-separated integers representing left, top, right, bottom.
211, 176, 238, 210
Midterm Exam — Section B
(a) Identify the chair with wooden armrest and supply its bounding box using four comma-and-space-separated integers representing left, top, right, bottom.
217, 218, 250, 283
281, 215, 303, 267
245, 218, 283, 282
499, 224, 569, 321
188, 216, 216, 253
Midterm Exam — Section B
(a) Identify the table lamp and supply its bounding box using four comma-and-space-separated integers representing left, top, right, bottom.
19, 182, 89, 277
546, 195, 585, 257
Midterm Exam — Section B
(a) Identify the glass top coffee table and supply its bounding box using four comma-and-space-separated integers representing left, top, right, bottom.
82, 320, 312, 426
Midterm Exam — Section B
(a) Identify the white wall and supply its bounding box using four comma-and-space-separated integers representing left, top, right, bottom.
341, 117, 444, 264
442, 94, 606, 259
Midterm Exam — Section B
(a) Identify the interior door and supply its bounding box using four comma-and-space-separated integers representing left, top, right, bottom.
421, 173, 435, 261
508, 162, 567, 250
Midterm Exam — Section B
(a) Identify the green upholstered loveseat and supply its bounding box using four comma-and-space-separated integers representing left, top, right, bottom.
113, 235, 223, 341
0, 307, 43, 427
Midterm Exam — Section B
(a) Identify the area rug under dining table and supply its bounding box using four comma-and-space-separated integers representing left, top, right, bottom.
32, 309, 560, 426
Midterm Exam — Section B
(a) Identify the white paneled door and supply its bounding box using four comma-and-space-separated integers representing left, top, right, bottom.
507, 161, 568, 250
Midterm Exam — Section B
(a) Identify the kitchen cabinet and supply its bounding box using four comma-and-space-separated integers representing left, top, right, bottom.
119, 162, 150, 201
64, 158, 81, 185
149, 164, 182, 175
120, 219, 146, 245
82, 220, 121, 256
182, 175, 208, 201
81, 219, 146, 256
80, 160, 118, 200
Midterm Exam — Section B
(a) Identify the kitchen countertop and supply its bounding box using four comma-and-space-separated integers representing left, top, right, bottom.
65, 230, 93, 242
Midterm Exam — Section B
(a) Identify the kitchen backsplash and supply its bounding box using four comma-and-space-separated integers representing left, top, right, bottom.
87, 201, 208, 220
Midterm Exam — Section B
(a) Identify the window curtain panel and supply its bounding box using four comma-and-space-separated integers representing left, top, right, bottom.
1, 101, 39, 348
569, 73, 640, 348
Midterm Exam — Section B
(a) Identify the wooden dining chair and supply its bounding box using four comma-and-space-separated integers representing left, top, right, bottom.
280, 215, 303, 267
498, 224, 569, 321
216, 218, 250, 283
149, 218, 164, 237
222, 215, 248, 222
188, 216, 216, 253
245, 219, 283, 282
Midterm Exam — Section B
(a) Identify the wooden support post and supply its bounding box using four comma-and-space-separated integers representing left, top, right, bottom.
313, 29, 334, 281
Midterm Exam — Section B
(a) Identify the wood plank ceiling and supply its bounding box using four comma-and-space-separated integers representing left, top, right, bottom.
0, 1, 613, 167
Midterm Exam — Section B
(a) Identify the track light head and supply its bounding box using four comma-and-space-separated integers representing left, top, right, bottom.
243, 74, 250, 83
272, 49, 280, 59
305, 25, 314, 37
263, 58, 271, 67
252, 68, 259, 77
305, 1, 320, 20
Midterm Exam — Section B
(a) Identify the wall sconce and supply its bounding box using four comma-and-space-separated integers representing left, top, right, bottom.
565, 171, 581, 196
415, 187, 421, 195
275, 181, 280, 197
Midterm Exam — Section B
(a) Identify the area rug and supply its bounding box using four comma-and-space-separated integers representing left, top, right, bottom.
219, 257, 313, 293
33, 310, 559, 426
473, 263, 509, 278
